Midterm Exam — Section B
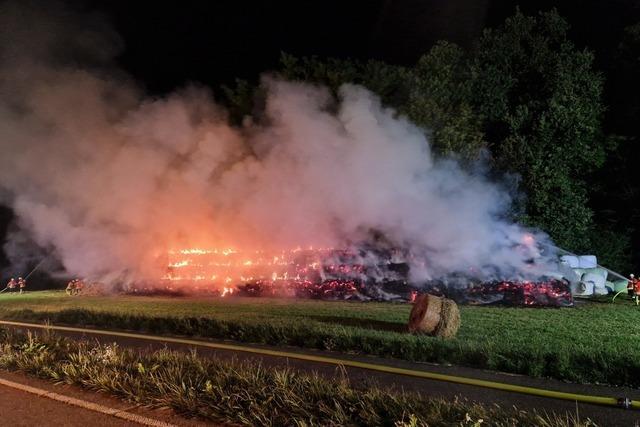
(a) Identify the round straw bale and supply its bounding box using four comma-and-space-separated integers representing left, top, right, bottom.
408, 293, 460, 338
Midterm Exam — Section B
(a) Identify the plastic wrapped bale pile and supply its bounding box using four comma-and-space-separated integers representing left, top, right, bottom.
560, 255, 626, 296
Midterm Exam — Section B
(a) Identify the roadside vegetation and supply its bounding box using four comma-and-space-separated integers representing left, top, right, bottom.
0, 327, 594, 426
2, 291, 640, 388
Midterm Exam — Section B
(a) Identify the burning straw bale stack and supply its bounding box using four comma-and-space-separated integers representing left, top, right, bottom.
408, 294, 460, 338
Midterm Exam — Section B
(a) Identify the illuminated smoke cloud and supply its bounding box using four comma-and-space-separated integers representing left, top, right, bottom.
0, 0, 556, 285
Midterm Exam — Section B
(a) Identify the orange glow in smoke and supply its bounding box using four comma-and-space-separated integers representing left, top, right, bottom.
160, 246, 339, 293
522, 233, 535, 247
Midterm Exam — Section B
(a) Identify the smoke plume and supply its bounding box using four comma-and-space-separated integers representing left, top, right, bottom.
0, 1, 556, 285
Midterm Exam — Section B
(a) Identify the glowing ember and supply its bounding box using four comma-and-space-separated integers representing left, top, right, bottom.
147, 246, 572, 306
153, 246, 411, 300
422, 278, 573, 307
161, 247, 366, 286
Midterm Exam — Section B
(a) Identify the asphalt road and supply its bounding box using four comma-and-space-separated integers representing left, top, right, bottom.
0, 384, 138, 427
0, 370, 211, 427
2, 322, 640, 426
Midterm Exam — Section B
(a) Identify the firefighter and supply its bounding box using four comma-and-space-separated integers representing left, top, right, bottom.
18, 277, 26, 294
66, 279, 77, 296
628, 274, 640, 305
74, 279, 84, 295
6, 277, 17, 293
631, 274, 640, 306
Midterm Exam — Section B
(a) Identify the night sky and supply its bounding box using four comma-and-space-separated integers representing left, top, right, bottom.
77, 0, 640, 94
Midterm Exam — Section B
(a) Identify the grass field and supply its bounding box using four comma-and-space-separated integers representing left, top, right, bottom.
2, 291, 640, 387
0, 327, 589, 426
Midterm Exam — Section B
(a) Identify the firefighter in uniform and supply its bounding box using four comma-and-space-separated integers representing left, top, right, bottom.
628, 274, 640, 305
66, 279, 77, 296
6, 277, 16, 293
74, 280, 84, 295
18, 277, 26, 294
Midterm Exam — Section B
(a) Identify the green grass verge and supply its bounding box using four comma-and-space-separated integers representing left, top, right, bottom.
1, 291, 640, 388
0, 327, 593, 426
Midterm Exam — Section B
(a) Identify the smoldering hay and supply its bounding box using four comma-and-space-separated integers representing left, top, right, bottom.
0, 0, 558, 287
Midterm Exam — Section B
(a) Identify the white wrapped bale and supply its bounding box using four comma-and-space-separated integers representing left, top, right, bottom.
605, 281, 615, 293
573, 268, 586, 279
613, 279, 629, 293
582, 272, 606, 289
578, 255, 597, 269
572, 281, 594, 296
560, 255, 580, 268
593, 284, 609, 295
581, 267, 608, 279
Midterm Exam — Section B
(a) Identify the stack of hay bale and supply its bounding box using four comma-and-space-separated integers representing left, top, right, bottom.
560, 255, 627, 296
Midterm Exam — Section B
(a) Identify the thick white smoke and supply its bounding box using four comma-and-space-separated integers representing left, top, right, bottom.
0, 1, 556, 285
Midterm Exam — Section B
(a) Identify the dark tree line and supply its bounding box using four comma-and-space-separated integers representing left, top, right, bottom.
222, 9, 639, 272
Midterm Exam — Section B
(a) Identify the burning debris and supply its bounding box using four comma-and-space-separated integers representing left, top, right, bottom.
152, 246, 412, 301
423, 278, 573, 307
122, 245, 573, 307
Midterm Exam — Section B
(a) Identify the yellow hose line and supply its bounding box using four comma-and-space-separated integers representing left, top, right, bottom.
0, 319, 638, 410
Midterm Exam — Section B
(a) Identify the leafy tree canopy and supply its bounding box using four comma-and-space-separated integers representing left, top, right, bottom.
470, 9, 607, 254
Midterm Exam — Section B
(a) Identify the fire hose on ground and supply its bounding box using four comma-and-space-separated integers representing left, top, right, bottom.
0, 319, 637, 410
